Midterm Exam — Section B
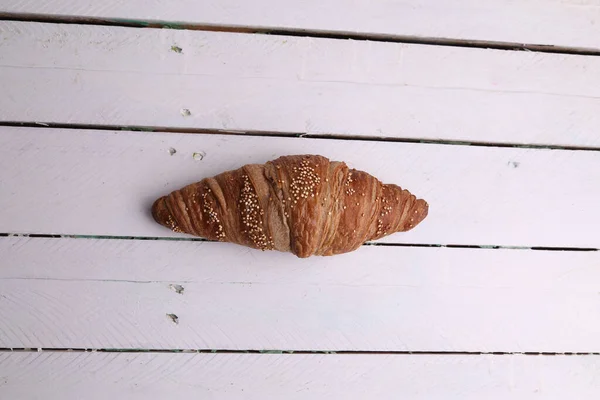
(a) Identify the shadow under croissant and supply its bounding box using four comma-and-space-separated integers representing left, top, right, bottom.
151, 154, 428, 258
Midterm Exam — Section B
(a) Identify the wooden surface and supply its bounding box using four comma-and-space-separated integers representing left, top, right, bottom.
1, 6, 600, 399
2, 352, 600, 400
2, 126, 600, 247
1, 237, 600, 351
1, 21, 600, 146
2, 0, 600, 50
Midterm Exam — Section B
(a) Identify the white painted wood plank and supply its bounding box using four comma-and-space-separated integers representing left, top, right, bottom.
1, 237, 599, 351
3, 237, 600, 290
1, 126, 599, 248
2, 279, 599, 351
2, 0, 600, 50
1, 21, 600, 147
1, 352, 599, 400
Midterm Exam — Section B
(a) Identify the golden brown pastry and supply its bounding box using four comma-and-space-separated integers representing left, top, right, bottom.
152, 154, 428, 257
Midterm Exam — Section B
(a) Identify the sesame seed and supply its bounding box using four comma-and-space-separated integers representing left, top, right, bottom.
238, 175, 273, 250
201, 188, 227, 241
290, 159, 320, 201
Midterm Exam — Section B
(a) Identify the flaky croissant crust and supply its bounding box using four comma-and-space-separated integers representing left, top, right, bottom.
152, 154, 428, 257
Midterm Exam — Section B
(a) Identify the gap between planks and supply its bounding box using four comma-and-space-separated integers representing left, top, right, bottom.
1, 12, 600, 57
0, 233, 598, 253
2, 122, 600, 153
1, 348, 599, 356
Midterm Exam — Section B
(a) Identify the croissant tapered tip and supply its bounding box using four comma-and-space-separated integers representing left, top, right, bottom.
151, 196, 171, 228
406, 198, 429, 231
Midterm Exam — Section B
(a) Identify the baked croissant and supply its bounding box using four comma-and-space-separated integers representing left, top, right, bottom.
152, 154, 428, 258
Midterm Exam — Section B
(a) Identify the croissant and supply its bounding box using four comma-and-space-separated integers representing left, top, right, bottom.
151, 154, 428, 258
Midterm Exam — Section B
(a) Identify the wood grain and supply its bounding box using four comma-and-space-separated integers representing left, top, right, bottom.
2, 352, 599, 399
1, 352, 599, 399
1, 0, 600, 50
3, 236, 600, 288
1, 126, 599, 248
2, 21, 600, 146
1, 236, 599, 351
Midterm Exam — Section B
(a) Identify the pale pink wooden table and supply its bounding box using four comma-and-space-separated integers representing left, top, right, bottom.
1, 2, 599, 398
